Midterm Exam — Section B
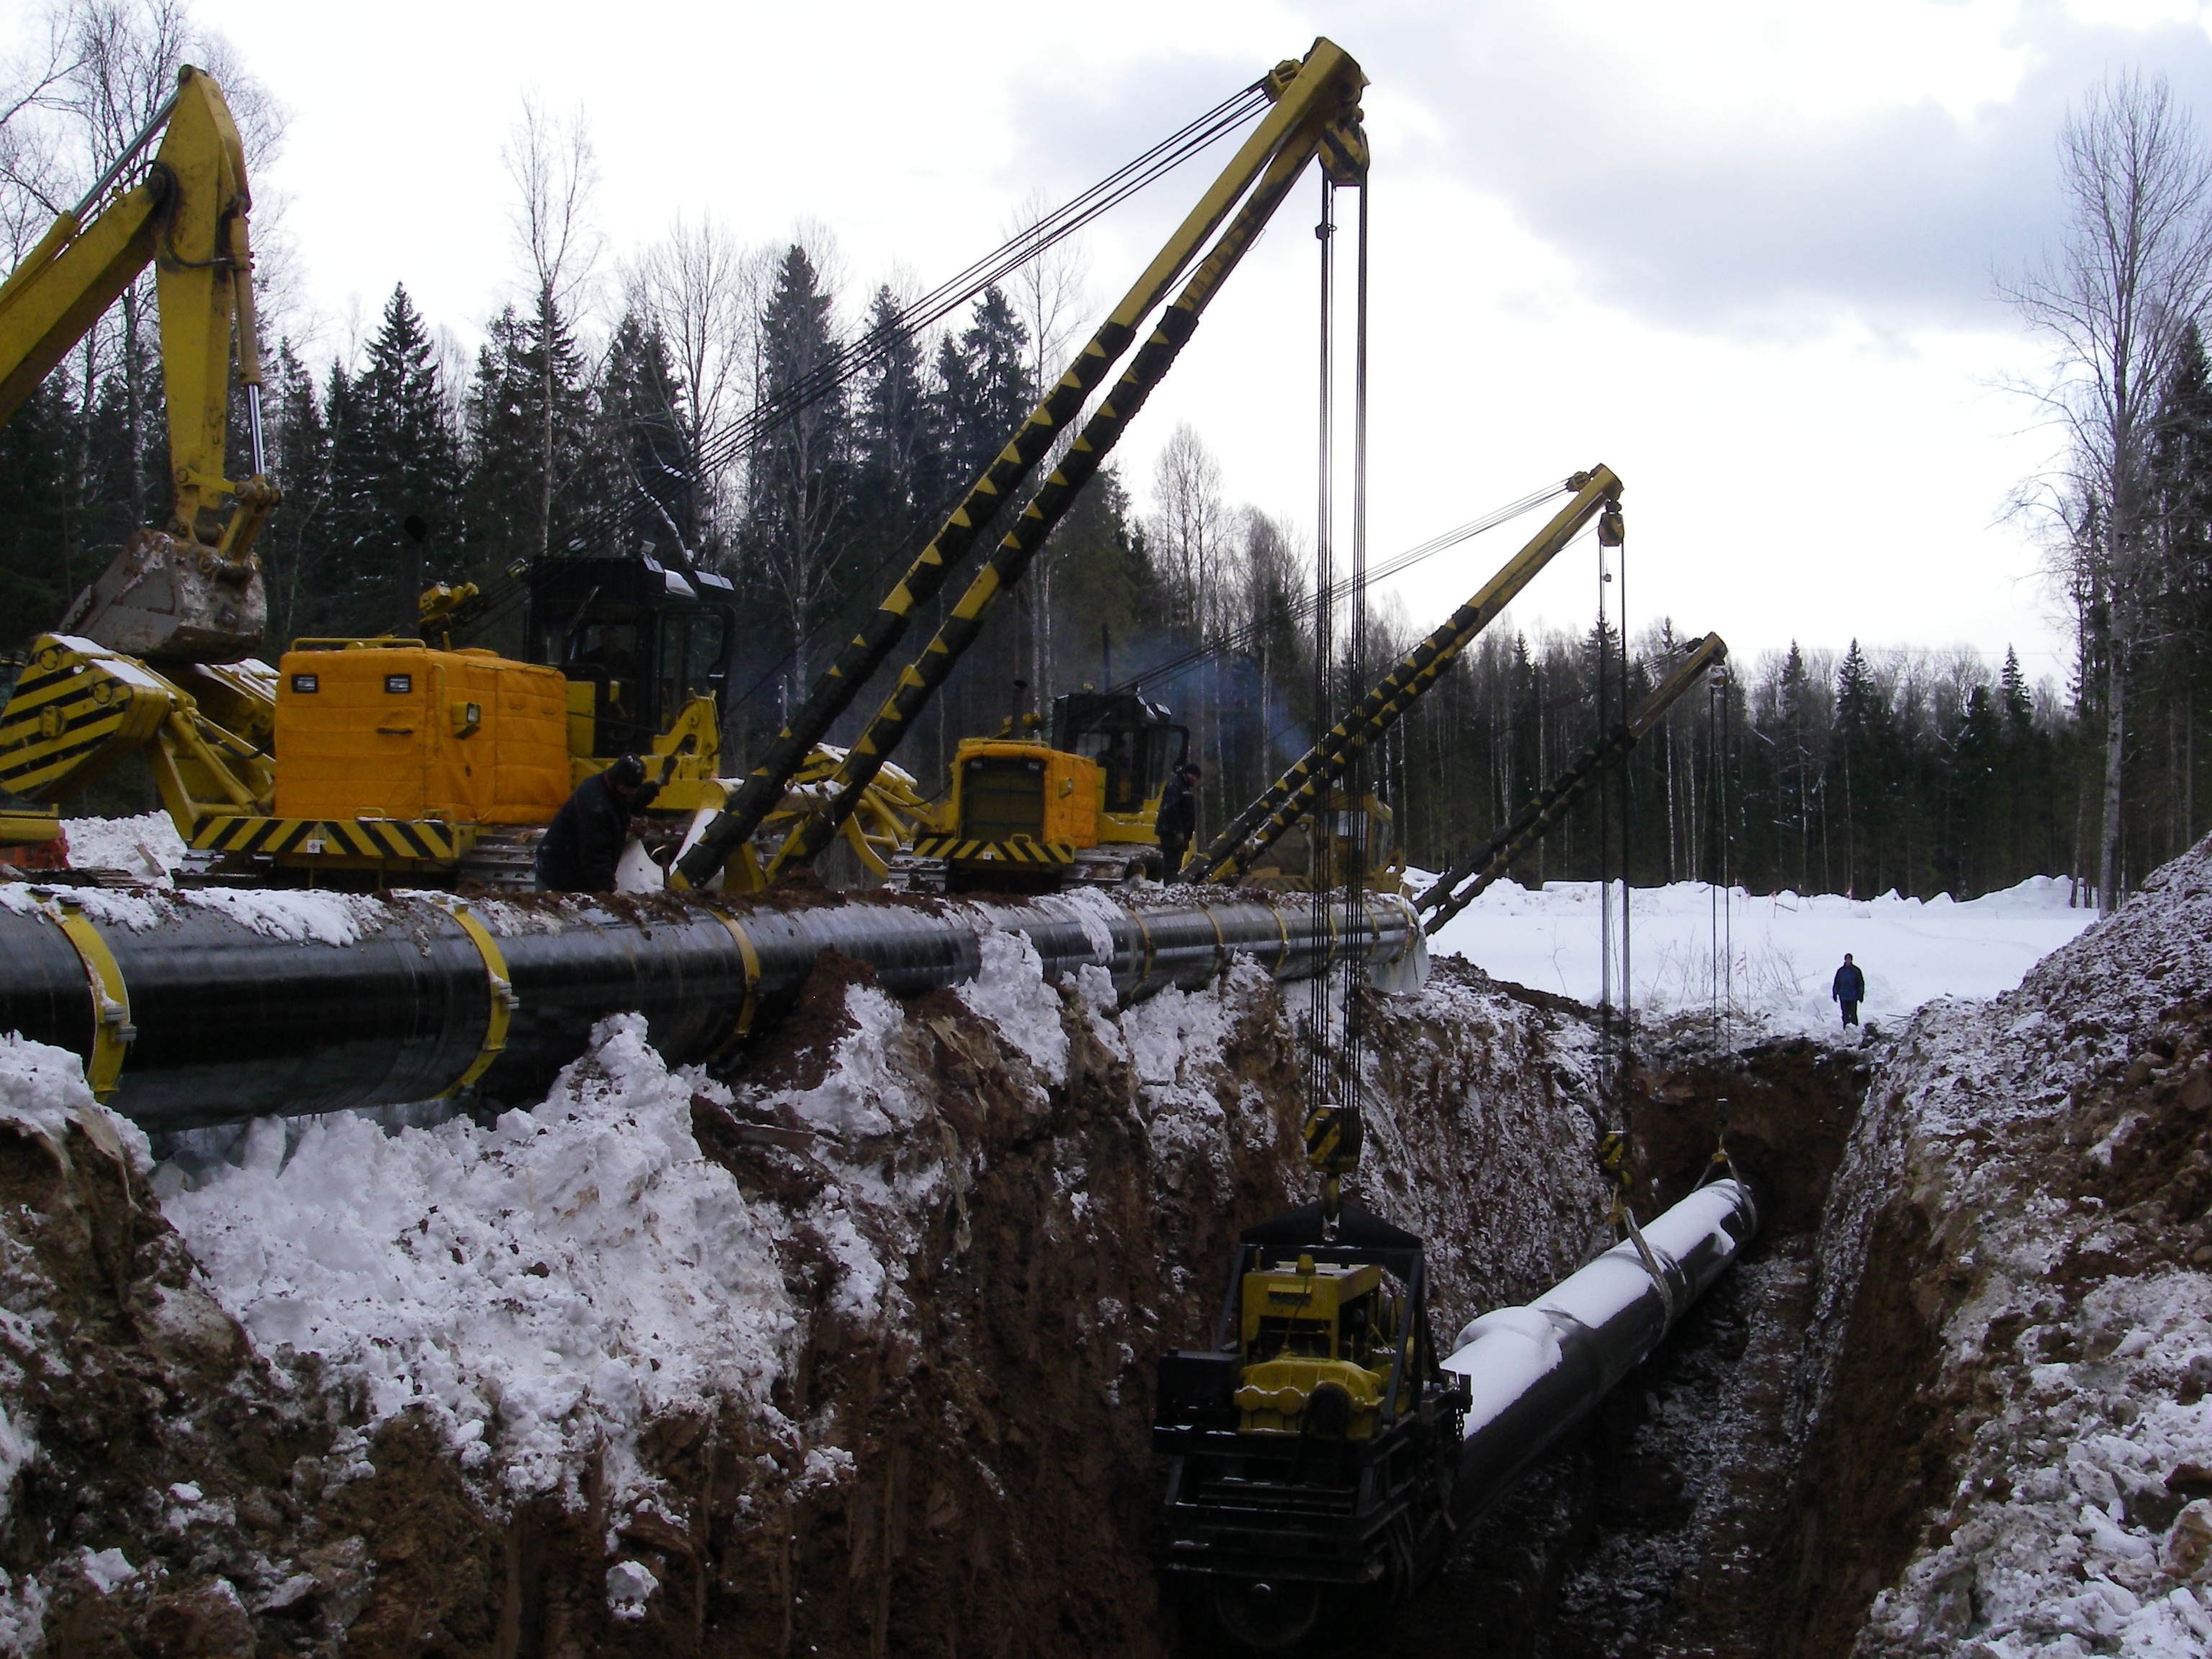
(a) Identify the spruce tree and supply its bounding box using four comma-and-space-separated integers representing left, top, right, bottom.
258, 342, 332, 651
851, 287, 934, 566
326, 285, 460, 637
462, 306, 546, 582
742, 244, 853, 700
1832, 641, 1889, 896
598, 310, 693, 560
0, 378, 81, 634
930, 286, 1033, 504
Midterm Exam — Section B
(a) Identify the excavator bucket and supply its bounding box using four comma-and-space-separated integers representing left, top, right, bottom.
57, 526, 266, 664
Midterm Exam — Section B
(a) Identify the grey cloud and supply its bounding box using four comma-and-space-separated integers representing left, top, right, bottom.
1361, 3, 2212, 333
1008, 6, 2212, 338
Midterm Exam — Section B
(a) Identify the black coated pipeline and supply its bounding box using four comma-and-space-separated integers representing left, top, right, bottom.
0, 887, 1423, 1133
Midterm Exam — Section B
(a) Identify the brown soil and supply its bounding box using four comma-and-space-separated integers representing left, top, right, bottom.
9, 948, 1624, 1655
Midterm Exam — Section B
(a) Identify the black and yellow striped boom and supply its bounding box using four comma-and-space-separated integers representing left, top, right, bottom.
673, 39, 1367, 891
763, 58, 1368, 879
1184, 467, 1624, 887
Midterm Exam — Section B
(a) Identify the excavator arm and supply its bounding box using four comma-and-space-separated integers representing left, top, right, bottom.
0, 63, 274, 662
672, 37, 1368, 890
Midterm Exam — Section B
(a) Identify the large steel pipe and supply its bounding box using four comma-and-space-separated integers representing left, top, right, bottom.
1444, 1177, 1759, 1527
0, 886, 1424, 1133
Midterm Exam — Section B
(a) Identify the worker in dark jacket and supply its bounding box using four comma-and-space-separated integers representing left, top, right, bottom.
1832, 953, 1866, 1029
536, 755, 660, 893
1156, 760, 1201, 880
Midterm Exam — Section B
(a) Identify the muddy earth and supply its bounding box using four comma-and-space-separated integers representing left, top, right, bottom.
0, 841, 2208, 1655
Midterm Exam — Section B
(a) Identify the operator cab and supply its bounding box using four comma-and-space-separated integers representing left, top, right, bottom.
1051, 691, 1188, 817
525, 554, 737, 758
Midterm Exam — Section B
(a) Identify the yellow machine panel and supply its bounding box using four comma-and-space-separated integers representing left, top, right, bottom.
946, 739, 1102, 848
274, 647, 567, 827
1232, 1256, 1406, 1439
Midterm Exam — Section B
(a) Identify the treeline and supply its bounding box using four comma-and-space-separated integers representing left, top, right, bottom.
6, 4, 2205, 900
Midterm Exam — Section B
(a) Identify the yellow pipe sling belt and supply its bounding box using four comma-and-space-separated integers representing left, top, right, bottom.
707, 909, 763, 1054
438, 901, 518, 1097
43, 894, 134, 1101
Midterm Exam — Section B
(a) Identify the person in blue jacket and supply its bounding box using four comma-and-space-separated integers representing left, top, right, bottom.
1832, 953, 1866, 1028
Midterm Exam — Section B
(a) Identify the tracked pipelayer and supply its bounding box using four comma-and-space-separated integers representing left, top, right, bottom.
1152, 1106, 1759, 1649
670, 40, 1373, 896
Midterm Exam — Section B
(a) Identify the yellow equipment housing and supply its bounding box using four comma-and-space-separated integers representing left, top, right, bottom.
893, 691, 1188, 892
1232, 1254, 1410, 1439
1238, 788, 1407, 896
273, 647, 569, 827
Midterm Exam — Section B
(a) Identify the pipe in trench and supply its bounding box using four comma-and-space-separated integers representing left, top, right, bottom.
1445, 1176, 1759, 1528
0, 885, 1427, 1134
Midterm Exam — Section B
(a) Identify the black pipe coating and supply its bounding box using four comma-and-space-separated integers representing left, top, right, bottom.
0, 886, 1423, 1133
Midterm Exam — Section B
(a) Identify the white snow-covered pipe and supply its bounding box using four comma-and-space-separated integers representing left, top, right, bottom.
1442, 1177, 1759, 1526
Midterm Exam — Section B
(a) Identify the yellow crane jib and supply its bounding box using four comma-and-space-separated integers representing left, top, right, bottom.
0, 64, 274, 664
673, 37, 1367, 891
1187, 466, 1625, 887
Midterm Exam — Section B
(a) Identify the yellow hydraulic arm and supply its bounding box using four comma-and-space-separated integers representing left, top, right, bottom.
0, 63, 275, 660
672, 37, 1368, 890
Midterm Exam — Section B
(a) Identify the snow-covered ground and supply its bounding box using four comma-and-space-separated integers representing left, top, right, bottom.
1422, 874, 2098, 1036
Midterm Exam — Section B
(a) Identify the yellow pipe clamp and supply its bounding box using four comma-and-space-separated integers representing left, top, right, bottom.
45, 894, 134, 1102
439, 902, 518, 1097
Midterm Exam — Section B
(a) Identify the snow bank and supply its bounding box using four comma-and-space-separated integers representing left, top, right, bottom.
1424, 874, 2096, 1036
160, 1015, 799, 1509
60, 811, 184, 881
1820, 840, 2212, 1654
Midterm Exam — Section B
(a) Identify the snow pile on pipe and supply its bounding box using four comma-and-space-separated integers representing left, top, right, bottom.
0, 878, 385, 946
60, 811, 184, 880
1809, 838, 2212, 1654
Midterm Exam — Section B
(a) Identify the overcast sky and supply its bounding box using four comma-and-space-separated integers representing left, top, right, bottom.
47, 0, 2212, 685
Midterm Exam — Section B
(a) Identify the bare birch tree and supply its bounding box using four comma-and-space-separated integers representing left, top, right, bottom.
503, 95, 601, 563
2003, 71, 2212, 913
631, 212, 762, 554
1004, 189, 1090, 698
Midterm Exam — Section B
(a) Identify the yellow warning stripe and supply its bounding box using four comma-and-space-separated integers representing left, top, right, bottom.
909, 835, 1076, 866
45, 896, 133, 1101
190, 815, 465, 860
439, 902, 517, 1097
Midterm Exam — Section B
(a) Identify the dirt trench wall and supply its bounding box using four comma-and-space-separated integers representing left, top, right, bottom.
0, 944, 1610, 1657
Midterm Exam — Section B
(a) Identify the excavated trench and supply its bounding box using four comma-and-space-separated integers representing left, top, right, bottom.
6, 846, 2208, 1658
1382, 1030, 1877, 1659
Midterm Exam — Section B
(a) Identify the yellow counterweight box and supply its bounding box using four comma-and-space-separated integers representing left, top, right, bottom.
274, 647, 569, 826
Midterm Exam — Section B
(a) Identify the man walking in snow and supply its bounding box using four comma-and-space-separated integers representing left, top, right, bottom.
1832, 953, 1866, 1029
1156, 760, 1200, 880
